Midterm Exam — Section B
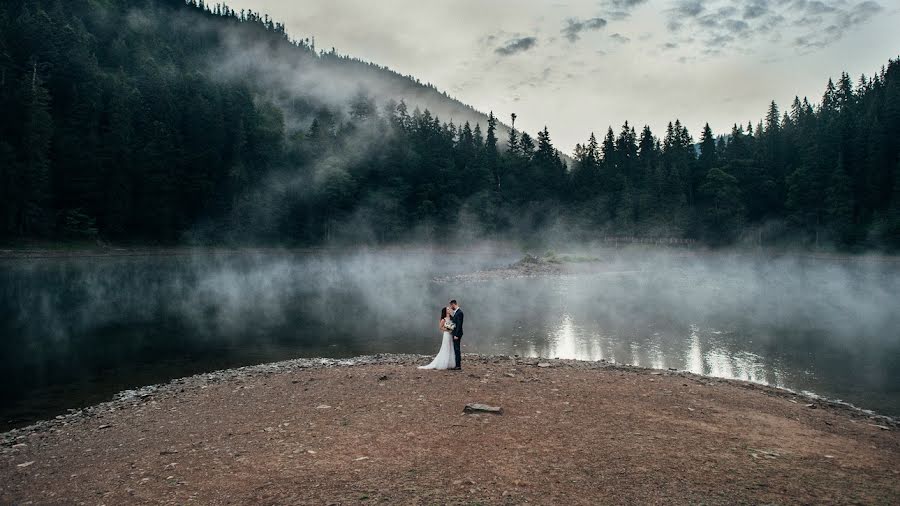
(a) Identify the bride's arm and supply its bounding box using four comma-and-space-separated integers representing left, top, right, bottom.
438, 318, 444, 331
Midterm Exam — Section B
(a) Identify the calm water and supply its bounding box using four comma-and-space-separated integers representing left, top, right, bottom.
1, 249, 899, 430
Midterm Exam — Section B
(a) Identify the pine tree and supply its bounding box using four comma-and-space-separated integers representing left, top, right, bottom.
485, 111, 500, 193
17, 67, 54, 236
699, 167, 744, 243
507, 112, 519, 155
519, 132, 535, 158
880, 159, 900, 249
826, 155, 856, 245
698, 123, 717, 172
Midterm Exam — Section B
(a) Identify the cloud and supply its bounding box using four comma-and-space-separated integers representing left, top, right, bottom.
600, 0, 649, 19
605, 0, 649, 8
793, 0, 883, 50
724, 19, 750, 33
664, 0, 884, 54
494, 36, 538, 56
610, 33, 631, 44
673, 0, 705, 17
742, 0, 770, 20
804, 1, 838, 15
562, 17, 608, 42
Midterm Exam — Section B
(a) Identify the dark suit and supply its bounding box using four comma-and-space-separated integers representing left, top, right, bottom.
451, 308, 464, 368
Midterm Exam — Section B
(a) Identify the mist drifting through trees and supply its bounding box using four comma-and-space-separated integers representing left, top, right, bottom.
1, 0, 899, 250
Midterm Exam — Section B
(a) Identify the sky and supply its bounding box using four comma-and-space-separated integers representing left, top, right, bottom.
224, 0, 900, 153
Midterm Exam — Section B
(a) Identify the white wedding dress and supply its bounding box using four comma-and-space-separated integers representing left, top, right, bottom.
419, 319, 457, 370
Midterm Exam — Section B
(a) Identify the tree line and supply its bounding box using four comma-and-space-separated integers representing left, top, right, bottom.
1, 0, 899, 249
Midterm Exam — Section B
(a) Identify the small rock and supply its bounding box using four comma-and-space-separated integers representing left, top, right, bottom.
17, 461, 34, 468
159, 449, 178, 455
868, 424, 890, 431
98, 424, 111, 430
354, 456, 369, 461
316, 405, 331, 409
504, 373, 516, 378
378, 375, 389, 381
805, 403, 817, 409
537, 362, 552, 368
464, 403, 503, 415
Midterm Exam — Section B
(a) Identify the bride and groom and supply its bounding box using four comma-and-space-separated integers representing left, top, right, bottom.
419, 299, 464, 370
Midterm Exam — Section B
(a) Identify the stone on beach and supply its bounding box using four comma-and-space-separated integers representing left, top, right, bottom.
463, 403, 503, 415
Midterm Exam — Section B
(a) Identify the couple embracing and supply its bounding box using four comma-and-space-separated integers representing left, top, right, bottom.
418, 300, 464, 370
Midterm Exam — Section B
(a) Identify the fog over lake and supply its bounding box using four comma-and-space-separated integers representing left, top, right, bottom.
2, 247, 899, 430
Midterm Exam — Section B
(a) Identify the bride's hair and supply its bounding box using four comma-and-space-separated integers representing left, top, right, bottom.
440, 307, 448, 319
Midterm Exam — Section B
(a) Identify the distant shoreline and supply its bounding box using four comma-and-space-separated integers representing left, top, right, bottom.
2, 242, 900, 264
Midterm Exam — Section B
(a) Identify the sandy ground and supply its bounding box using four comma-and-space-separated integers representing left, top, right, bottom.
1, 355, 898, 505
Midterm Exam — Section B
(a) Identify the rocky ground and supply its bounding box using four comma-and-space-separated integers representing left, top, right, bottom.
1, 354, 898, 505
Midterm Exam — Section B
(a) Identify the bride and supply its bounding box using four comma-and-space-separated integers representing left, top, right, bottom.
418, 306, 457, 370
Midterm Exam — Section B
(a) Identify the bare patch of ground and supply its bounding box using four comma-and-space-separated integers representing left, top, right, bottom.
1, 355, 898, 505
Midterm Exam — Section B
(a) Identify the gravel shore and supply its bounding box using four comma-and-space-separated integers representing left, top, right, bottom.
2, 354, 898, 505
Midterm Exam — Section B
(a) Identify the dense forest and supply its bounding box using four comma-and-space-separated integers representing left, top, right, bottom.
1, 0, 899, 249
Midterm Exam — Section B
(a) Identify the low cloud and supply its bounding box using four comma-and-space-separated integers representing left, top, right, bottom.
495, 36, 538, 56
610, 33, 631, 44
673, 0, 705, 18
664, 0, 883, 54
601, 0, 650, 19
562, 17, 608, 42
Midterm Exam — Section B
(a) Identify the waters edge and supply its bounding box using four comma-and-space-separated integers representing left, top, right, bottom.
2, 353, 896, 445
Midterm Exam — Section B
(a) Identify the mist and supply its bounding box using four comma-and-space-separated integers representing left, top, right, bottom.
2, 245, 899, 429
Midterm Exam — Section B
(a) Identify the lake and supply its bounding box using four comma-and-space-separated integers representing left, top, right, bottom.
1, 248, 898, 430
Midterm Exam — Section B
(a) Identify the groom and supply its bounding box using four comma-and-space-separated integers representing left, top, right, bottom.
449, 299, 464, 370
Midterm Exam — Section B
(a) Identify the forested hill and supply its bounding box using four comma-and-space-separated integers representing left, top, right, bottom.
0, 0, 516, 243
1, 0, 899, 249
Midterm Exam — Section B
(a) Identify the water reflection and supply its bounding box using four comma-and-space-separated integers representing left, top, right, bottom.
686, 324, 704, 375
1, 251, 899, 429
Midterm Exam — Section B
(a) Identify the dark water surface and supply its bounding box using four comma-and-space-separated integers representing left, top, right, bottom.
2, 248, 898, 430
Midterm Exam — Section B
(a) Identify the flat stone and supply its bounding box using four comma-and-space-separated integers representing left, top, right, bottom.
537, 363, 552, 368
464, 403, 503, 415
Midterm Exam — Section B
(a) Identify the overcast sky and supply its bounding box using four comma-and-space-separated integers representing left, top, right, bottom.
225, 0, 900, 153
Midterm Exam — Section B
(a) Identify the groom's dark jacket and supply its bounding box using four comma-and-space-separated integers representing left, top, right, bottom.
452, 308, 464, 338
